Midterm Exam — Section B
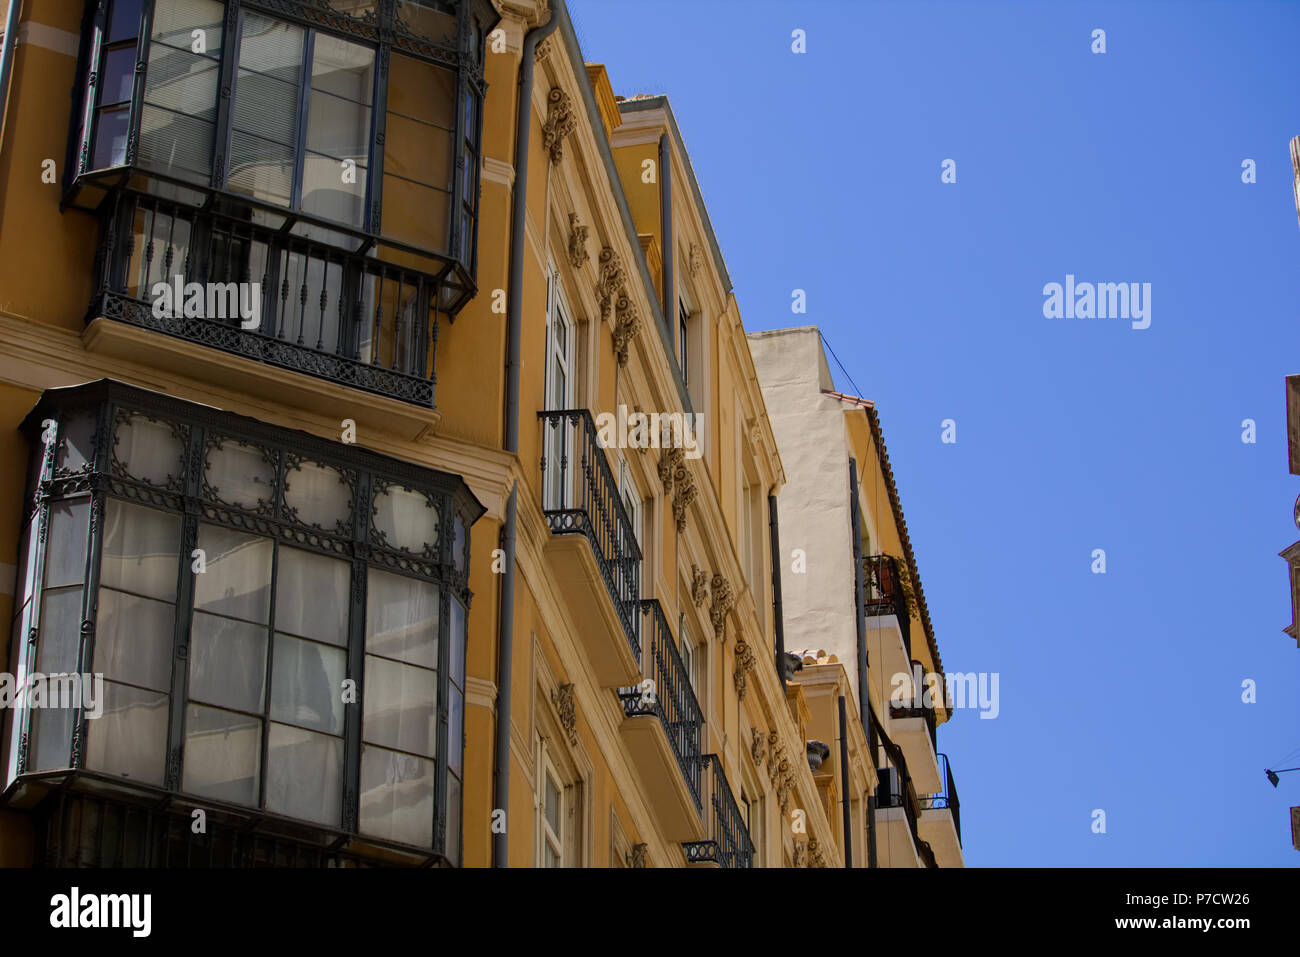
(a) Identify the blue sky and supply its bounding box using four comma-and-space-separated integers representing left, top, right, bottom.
570, 0, 1300, 866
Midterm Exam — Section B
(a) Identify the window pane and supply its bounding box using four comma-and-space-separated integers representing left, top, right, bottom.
283, 461, 350, 532
300, 152, 367, 227
114, 414, 183, 486
305, 90, 370, 157
139, 108, 215, 183
101, 46, 136, 105
193, 525, 272, 623
55, 412, 96, 474
93, 107, 130, 169
44, 499, 89, 589
189, 611, 268, 713
445, 773, 461, 863
449, 598, 465, 689
362, 654, 436, 758
275, 547, 349, 645
365, 569, 437, 668
151, 0, 224, 56
310, 34, 373, 104
182, 703, 261, 806
95, 588, 174, 691
108, 0, 144, 45
383, 113, 452, 189
266, 722, 342, 825
271, 633, 345, 734
545, 774, 560, 833
359, 744, 432, 848
447, 687, 462, 775
381, 175, 450, 254
36, 586, 83, 675
30, 707, 74, 771
228, 130, 296, 207
386, 55, 454, 128
372, 486, 438, 554
100, 500, 180, 602
86, 681, 168, 785
204, 441, 275, 511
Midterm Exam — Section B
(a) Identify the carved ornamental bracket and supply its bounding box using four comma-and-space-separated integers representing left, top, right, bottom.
658, 447, 697, 533
542, 88, 574, 164
733, 638, 756, 700
567, 212, 589, 271
709, 573, 734, 643
550, 683, 578, 746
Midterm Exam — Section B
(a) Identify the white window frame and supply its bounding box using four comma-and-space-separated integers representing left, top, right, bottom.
536, 738, 566, 867
543, 261, 575, 511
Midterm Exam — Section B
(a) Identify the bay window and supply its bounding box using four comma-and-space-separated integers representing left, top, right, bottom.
66, 0, 498, 402
3, 381, 483, 866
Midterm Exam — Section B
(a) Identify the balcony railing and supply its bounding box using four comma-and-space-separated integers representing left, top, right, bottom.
618, 600, 702, 808
889, 698, 938, 753
539, 410, 642, 660
92, 194, 444, 406
874, 712, 937, 868
863, 554, 911, 657
683, 754, 754, 869
919, 753, 961, 844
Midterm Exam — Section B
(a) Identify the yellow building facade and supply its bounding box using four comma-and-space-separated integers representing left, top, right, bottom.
0, 0, 959, 867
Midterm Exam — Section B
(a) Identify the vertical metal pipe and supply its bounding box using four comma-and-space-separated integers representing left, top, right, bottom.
658, 132, 673, 324
767, 493, 786, 690
495, 5, 560, 869
838, 694, 852, 867
849, 457, 877, 867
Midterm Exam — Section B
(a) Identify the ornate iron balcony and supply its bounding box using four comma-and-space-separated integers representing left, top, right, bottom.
683, 753, 754, 869
91, 194, 444, 406
538, 410, 643, 660
617, 599, 703, 809
863, 553, 912, 658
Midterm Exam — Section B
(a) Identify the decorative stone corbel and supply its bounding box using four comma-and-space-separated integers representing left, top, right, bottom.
688, 241, 704, 277
733, 638, 756, 700
792, 840, 806, 868
659, 447, 696, 532
596, 247, 624, 321
567, 212, 589, 271
542, 87, 574, 164
709, 573, 734, 642
808, 838, 825, 868
750, 727, 766, 765
627, 843, 648, 868
550, 683, 578, 746
613, 293, 639, 367
690, 563, 709, 607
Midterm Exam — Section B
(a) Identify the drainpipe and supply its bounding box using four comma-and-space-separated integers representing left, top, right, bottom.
494, 7, 560, 870
658, 132, 673, 327
767, 493, 786, 690
838, 694, 852, 867
848, 457, 876, 867
0, 0, 23, 155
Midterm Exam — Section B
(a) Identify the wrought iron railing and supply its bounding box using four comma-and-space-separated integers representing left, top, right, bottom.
919, 753, 961, 845
539, 410, 642, 660
863, 554, 911, 657
683, 753, 754, 869
618, 599, 702, 808
890, 696, 938, 752
91, 194, 443, 406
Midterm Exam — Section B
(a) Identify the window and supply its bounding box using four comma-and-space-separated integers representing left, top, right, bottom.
5, 382, 483, 865
617, 456, 641, 613
69, 0, 499, 317
678, 295, 690, 392
678, 612, 696, 698
542, 265, 575, 511
538, 747, 565, 867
